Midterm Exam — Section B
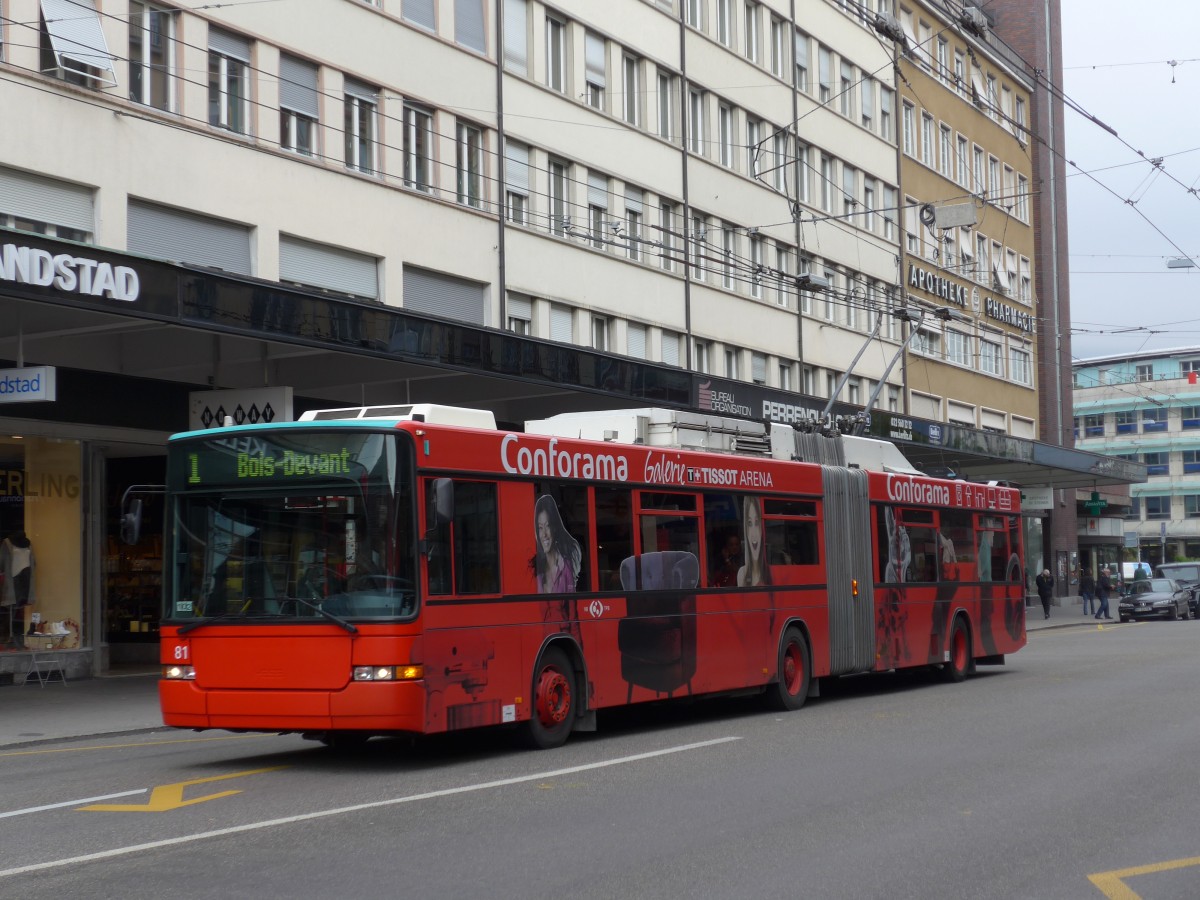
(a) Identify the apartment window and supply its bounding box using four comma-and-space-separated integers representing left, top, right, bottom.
625, 187, 644, 261
688, 89, 705, 155
279, 55, 319, 157
904, 196, 919, 255
717, 0, 733, 46
548, 158, 569, 236
1187, 495, 1200, 518
1016, 175, 1029, 222
592, 316, 609, 351
690, 213, 707, 280
546, 16, 566, 93
662, 331, 682, 366
1143, 407, 1167, 433
504, 141, 530, 224
882, 186, 896, 240
861, 78, 874, 130
507, 294, 532, 334
796, 143, 810, 203
129, 2, 174, 111
1183, 361, 1200, 376
939, 124, 952, 178
818, 47, 832, 103
0, 167, 95, 243
820, 155, 833, 212
980, 338, 1004, 376
936, 38, 948, 82
657, 72, 676, 141
345, 80, 379, 174
973, 146, 985, 194
1185, 451, 1200, 474
988, 156, 1001, 201
770, 17, 786, 77
920, 112, 934, 167
749, 235, 763, 298
1115, 410, 1138, 434
975, 234, 989, 283
839, 61, 853, 118
747, 118, 761, 177
40, 0, 117, 87
1185, 406, 1200, 429
585, 32, 605, 110
721, 224, 735, 288
954, 50, 966, 95
455, 0, 486, 53
862, 181, 875, 232
1010, 347, 1031, 385
775, 245, 791, 305
456, 122, 484, 208
902, 102, 915, 156
404, 105, 434, 191
660, 201, 677, 271
719, 105, 733, 167
627, 323, 647, 359
1136, 364, 1154, 383
745, 2, 760, 64
802, 366, 815, 394
986, 75, 999, 120
623, 55, 641, 126
880, 87, 893, 140
779, 363, 793, 391
208, 30, 251, 133
1015, 96, 1027, 140
842, 166, 856, 217
773, 132, 788, 192
795, 30, 810, 93
1126, 497, 1141, 520
503, 0, 528, 74
946, 330, 970, 366
725, 347, 740, 379
695, 339, 710, 374
956, 135, 969, 189
588, 172, 609, 249
1145, 496, 1171, 520
403, 0, 436, 30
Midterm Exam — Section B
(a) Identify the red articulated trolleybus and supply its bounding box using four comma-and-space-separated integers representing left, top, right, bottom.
158, 404, 1026, 749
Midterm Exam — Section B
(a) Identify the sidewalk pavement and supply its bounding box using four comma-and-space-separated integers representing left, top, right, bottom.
0, 601, 1103, 750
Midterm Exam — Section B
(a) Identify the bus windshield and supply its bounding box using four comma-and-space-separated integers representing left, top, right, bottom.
165, 430, 418, 623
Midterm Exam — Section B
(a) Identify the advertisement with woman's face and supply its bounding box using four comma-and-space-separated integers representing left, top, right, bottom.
534, 494, 581, 594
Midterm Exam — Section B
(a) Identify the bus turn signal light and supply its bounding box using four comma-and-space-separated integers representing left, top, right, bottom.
852, 579, 859, 597
352, 665, 425, 682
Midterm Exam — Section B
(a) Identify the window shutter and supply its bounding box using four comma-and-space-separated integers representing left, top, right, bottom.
752, 353, 767, 383
0, 166, 93, 233
587, 173, 608, 208
127, 200, 251, 275
403, 0, 436, 30
507, 293, 532, 320
624, 186, 643, 214
549, 305, 572, 343
279, 55, 319, 118
455, 0, 486, 52
662, 331, 680, 366
208, 26, 250, 60
40, 0, 117, 79
504, 142, 529, 195
627, 323, 646, 358
503, 0, 528, 72
585, 32, 606, 87
403, 267, 486, 325
279, 235, 378, 299
344, 78, 378, 102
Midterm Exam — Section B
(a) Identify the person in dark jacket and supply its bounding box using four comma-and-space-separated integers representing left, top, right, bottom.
1079, 570, 1096, 617
1095, 567, 1114, 620
1036, 568, 1054, 619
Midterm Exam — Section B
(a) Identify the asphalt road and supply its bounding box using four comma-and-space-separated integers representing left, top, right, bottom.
2, 620, 1199, 899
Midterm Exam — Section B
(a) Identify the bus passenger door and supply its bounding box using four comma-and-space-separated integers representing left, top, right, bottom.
822, 467, 875, 675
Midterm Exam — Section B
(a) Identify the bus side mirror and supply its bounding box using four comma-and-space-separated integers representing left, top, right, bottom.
120, 498, 143, 545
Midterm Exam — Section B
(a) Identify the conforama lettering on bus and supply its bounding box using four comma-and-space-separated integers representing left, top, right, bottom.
0, 244, 140, 302
886, 473, 950, 506
501, 434, 629, 481
236, 449, 353, 478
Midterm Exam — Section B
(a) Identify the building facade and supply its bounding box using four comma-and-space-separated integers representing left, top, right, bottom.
1074, 350, 1200, 569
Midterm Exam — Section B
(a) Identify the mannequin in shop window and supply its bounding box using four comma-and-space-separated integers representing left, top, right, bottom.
1, 531, 35, 634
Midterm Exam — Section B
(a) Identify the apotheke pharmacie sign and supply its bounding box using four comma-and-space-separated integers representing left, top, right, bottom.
906, 262, 1034, 333
0, 242, 140, 302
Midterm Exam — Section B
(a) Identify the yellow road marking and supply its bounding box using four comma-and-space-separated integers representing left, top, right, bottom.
80, 766, 288, 813
0, 734, 267, 758
1089, 855, 1200, 899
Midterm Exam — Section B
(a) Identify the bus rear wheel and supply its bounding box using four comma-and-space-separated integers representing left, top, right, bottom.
765, 628, 810, 711
943, 617, 971, 683
523, 646, 576, 750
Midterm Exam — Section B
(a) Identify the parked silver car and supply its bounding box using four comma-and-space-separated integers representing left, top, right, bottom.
1118, 578, 1192, 622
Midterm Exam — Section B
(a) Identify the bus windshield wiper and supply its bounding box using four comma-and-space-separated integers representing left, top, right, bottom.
286, 596, 359, 634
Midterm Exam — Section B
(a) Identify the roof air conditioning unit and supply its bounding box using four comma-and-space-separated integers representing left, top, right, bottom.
959, 6, 988, 36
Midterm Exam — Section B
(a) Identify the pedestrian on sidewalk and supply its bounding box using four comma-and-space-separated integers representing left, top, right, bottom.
1080, 570, 1096, 617
1095, 567, 1114, 620
1036, 568, 1054, 620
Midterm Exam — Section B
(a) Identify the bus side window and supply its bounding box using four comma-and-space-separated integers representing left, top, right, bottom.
453, 481, 500, 594
594, 487, 633, 590
425, 479, 452, 595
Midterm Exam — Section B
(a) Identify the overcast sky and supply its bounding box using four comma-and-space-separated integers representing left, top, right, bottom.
1060, 0, 1200, 362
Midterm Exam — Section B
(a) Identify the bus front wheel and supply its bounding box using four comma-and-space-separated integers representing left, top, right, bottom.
523, 646, 576, 750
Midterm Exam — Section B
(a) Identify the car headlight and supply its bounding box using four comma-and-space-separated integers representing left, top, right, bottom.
1152, 599, 1172, 607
